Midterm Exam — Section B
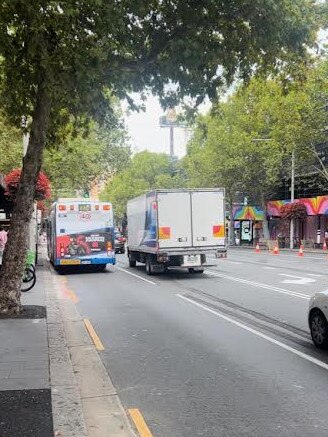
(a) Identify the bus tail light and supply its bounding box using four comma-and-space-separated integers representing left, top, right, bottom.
103, 205, 111, 211
59, 205, 66, 211
107, 242, 112, 251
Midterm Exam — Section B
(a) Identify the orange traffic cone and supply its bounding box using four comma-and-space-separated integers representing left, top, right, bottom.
323, 241, 327, 251
273, 244, 279, 255
255, 243, 260, 254
298, 244, 304, 257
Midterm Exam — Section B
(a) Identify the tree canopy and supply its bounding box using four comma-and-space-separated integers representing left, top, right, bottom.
0, 0, 322, 126
183, 60, 328, 239
43, 122, 131, 198
0, 113, 23, 174
100, 151, 185, 218
185, 63, 328, 201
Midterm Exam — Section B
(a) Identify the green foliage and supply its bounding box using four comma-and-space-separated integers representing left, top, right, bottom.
43, 122, 130, 198
0, 0, 321, 129
100, 151, 184, 217
185, 64, 328, 206
0, 113, 22, 174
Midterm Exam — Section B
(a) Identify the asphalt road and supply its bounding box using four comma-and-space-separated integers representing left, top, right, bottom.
64, 248, 328, 437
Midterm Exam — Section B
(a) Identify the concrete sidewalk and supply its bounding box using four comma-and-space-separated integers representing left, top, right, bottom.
0, 247, 135, 437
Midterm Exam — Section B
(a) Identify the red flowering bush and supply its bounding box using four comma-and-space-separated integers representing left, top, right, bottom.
280, 202, 307, 221
5, 168, 51, 200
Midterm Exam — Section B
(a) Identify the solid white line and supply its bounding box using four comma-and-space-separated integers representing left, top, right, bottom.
115, 266, 156, 285
206, 271, 310, 300
308, 274, 322, 277
263, 266, 276, 270
177, 294, 328, 372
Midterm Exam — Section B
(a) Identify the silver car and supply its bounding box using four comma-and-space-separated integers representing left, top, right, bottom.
308, 290, 328, 349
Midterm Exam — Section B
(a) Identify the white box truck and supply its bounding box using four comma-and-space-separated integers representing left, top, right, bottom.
127, 189, 226, 274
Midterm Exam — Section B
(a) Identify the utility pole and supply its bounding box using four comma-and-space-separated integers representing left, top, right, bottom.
290, 149, 295, 249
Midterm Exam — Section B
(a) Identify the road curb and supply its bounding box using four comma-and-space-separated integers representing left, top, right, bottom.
228, 246, 327, 254
45, 259, 136, 437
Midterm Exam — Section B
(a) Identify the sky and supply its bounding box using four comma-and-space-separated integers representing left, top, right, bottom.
124, 95, 193, 158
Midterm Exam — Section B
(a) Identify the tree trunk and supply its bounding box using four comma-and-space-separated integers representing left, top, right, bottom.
261, 196, 270, 241
0, 85, 51, 314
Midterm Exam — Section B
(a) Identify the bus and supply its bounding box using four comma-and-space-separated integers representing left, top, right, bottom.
47, 199, 115, 271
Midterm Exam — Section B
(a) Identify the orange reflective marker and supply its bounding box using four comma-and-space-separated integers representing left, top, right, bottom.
159, 227, 171, 239
213, 225, 225, 238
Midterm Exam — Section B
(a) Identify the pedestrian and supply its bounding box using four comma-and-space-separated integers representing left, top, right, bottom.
0, 225, 8, 263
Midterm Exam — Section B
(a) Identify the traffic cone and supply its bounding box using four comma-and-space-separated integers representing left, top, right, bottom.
273, 244, 279, 255
323, 241, 327, 251
255, 243, 260, 254
298, 244, 304, 257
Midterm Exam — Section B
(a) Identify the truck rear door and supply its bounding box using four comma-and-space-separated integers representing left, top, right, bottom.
191, 190, 225, 247
157, 192, 192, 249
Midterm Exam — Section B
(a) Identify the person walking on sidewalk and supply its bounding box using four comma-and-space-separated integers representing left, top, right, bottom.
0, 226, 8, 264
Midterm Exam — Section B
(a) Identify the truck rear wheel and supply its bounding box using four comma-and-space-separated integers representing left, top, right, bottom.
145, 256, 153, 275
128, 252, 136, 267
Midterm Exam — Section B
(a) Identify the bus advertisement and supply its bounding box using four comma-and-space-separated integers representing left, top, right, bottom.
47, 200, 115, 270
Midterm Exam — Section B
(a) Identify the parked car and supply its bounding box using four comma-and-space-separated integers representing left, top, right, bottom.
308, 290, 328, 349
115, 231, 125, 254
115, 227, 127, 242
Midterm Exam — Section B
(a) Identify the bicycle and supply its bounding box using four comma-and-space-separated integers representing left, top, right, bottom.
21, 266, 36, 292
21, 250, 37, 292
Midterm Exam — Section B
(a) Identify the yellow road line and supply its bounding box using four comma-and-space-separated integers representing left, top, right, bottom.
128, 409, 153, 437
83, 318, 105, 351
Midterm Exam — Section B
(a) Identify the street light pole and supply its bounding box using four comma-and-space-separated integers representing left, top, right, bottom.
290, 149, 295, 249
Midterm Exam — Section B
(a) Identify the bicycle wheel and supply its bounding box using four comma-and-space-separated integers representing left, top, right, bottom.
28, 264, 36, 273
23, 267, 35, 282
21, 268, 36, 292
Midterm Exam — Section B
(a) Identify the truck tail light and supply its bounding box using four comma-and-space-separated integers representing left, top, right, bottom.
157, 254, 169, 262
